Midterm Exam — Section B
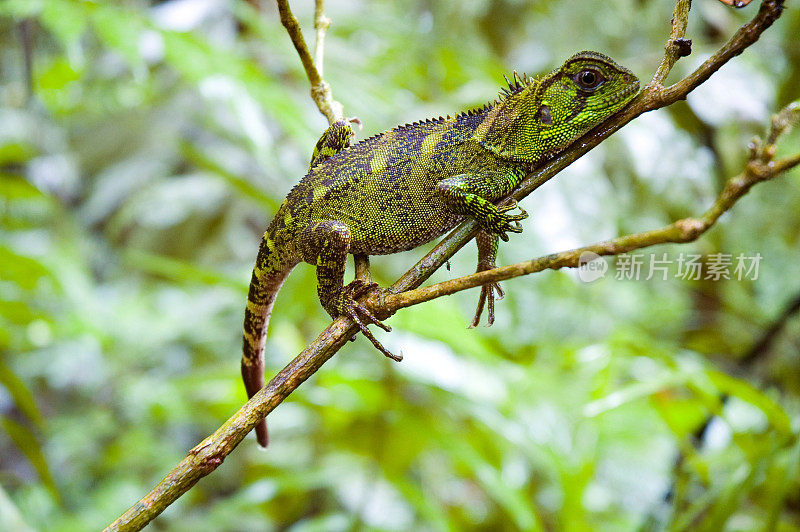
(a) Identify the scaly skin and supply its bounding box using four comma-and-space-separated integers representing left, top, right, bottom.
243, 51, 640, 446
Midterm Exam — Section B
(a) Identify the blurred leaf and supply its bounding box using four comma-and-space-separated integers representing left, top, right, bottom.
123, 248, 247, 291
381, 469, 454, 532
583, 372, 687, 417
0, 174, 43, 199
0, 245, 52, 290
0, 484, 35, 532
159, 30, 302, 134
91, 5, 146, 67
0, 356, 44, 429
696, 462, 759, 532
0, 143, 37, 165
706, 370, 793, 438
448, 438, 545, 532
34, 56, 82, 113
40, 0, 88, 47
181, 141, 279, 211
762, 437, 800, 532
650, 392, 709, 438
0, 300, 41, 325
0, 0, 43, 18
1, 416, 59, 502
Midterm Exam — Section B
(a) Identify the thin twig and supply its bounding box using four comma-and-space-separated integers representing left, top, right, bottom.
650, 0, 692, 85
275, 0, 343, 122
105, 1, 788, 529
275, 0, 321, 88
313, 0, 331, 77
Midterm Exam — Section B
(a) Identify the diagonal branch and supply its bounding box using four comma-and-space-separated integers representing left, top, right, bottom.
393, 0, 784, 294
104, 0, 789, 529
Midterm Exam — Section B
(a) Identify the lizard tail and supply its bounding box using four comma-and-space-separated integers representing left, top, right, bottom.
242, 237, 294, 447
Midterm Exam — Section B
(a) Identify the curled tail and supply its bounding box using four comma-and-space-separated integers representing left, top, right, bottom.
242, 236, 295, 447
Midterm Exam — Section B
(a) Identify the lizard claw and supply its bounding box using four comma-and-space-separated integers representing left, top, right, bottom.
339, 280, 400, 361
497, 199, 518, 213
342, 280, 392, 332
469, 266, 505, 328
491, 201, 528, 241
507, 220, 524, 233
498, 199, 528, 218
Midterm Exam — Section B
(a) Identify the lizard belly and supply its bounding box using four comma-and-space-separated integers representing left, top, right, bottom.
347, 194, 462, 255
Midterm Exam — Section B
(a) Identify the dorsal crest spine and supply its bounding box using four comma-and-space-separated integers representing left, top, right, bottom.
499, 70, 534, 99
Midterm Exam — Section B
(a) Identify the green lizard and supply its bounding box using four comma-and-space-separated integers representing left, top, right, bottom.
243, 51, 639, 446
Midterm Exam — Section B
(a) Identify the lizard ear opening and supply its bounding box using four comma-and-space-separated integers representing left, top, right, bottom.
538, 105, 553, 126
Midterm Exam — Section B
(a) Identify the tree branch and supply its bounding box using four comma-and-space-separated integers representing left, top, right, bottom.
275, 0, 343, 122
105, 1, 789, 529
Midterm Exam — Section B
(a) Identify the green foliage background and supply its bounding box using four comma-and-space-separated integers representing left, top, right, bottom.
1, 0, 799, 530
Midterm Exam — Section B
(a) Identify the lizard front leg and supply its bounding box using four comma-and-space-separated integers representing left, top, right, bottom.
436, 169, 527, 327
436, 172, 528, 241
298, 220, 400, 361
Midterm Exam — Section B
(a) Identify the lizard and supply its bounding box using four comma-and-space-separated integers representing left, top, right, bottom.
242, 51, 640, 446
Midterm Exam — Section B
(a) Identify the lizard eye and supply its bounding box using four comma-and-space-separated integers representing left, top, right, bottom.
574, 68, 605, 90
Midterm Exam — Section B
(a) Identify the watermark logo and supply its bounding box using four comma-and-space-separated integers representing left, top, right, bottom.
578, 251, 608, 283
575, 252, 762, 283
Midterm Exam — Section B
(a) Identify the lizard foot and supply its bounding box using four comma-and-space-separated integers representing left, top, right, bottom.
469, 256, 505, 328
492, 200, 529, 242
469, 281, 504, 328
339, 280, 402, 362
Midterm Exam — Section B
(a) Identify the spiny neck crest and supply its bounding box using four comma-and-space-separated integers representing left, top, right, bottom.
498, 71, 536, 100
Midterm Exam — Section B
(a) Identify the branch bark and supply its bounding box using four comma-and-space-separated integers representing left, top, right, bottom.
105, 1, 790, 529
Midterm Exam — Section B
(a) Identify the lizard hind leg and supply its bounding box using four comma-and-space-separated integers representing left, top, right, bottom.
298, 220, 401, 362
470, 230, 505, 328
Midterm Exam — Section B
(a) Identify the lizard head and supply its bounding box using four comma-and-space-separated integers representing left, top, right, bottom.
535, 51, 640, 150
479, 51, 639, 162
